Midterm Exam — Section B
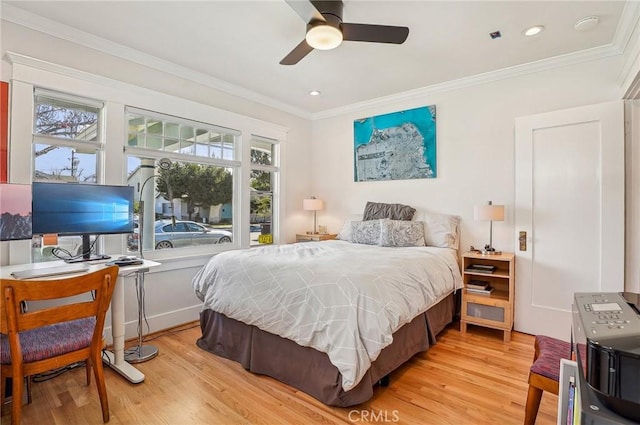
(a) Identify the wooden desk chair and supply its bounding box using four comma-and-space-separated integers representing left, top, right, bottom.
0, 265, 119, 425
524, 335, 572, 425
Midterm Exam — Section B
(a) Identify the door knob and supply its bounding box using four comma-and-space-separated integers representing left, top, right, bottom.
519, 231, 527, 251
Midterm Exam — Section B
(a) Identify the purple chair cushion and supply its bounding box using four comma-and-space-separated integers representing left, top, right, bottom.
530, 335, 572, 381
0, 317, 96, 364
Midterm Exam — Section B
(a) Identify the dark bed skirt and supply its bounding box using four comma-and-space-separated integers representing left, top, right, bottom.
196, 292, 456, 407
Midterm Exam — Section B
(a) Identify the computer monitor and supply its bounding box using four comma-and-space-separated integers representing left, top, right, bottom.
32, 182, 135, 262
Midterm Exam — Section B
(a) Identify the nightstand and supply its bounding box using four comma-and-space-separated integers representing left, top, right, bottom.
295, 233, 337, 242
460, 251, 515, 342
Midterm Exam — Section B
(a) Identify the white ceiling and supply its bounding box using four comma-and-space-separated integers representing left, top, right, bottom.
2, 1, 634, 117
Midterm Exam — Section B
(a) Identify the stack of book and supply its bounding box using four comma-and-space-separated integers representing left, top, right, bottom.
465, 280, 494, 295
464, 264, 498, 274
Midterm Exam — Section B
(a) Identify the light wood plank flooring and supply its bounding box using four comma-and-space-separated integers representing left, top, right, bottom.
1, 322, 558, 425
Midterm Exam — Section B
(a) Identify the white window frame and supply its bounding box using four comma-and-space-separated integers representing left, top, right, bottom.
32, 88, 105, 182
6, 53, 289, 265
249, 135, 280, 246
124, 107, 242, 259
31, 89, 106, 262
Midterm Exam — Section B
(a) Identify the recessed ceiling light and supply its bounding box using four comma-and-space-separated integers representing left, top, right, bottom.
309, 90, 321, 96
523, 25, 544, 37
574, 16, 599, 31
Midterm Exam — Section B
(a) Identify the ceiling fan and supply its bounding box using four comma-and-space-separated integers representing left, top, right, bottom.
280, 0, 410, 65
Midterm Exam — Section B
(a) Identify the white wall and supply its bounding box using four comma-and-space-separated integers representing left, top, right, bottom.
309, 55, 631, 283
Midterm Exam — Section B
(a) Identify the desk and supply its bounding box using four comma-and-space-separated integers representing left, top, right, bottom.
101, 260, 160, 383
0, 258, 160, 384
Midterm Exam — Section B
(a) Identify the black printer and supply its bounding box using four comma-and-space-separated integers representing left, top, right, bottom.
572, 292, 640, 423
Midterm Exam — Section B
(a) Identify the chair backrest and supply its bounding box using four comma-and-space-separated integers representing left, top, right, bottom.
1, 265, 119, 359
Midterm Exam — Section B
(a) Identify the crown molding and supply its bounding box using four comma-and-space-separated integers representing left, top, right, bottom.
2, 2, 637, 121
316, 1, 640, 120
624, 73, 640, 99
312, 43, 622, 120
0, 3, 312, 120
5, 51, 291, 137
612, 0, 640, 52
616, 1, 640, 97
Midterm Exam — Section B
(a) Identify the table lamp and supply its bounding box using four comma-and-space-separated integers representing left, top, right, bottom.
303, 197, 323, 234
474, 201, 505, 255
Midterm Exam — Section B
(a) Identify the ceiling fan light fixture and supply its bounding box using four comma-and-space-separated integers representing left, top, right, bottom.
306, 24, 343, 50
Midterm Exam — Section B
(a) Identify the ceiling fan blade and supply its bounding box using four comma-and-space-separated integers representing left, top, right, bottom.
342, 23, 409, 44
280, 39, 315, 65
284, 0, 325, 23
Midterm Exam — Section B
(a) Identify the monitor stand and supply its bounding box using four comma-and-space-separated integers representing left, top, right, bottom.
64, 234, 111, 263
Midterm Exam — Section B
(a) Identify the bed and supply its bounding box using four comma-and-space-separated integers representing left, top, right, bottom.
192, 211, 463, 406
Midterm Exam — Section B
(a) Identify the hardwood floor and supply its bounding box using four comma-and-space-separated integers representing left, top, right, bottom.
1, 321, 558, 425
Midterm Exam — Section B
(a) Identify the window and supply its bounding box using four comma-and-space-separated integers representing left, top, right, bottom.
125, 108, 240, 254
250, 136, 278, 246
31, 90, 104, 262
33, 91, 102, 183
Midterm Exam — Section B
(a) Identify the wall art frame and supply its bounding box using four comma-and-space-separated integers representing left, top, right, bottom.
353, 105, 436, 182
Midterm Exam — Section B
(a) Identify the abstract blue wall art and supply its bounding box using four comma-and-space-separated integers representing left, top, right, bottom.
353, 105, 436, 182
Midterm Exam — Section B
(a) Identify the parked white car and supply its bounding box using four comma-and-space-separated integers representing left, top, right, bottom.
128, 220, 232, 250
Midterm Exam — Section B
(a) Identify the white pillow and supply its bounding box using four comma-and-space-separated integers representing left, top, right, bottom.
419, 213, 461, 249
351, 219, 384, 245
380, 220, 426, 247
336, 214, 363, 241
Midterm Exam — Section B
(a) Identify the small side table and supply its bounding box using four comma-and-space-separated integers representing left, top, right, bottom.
460, 252, 515, 342
296, 233, 337, 242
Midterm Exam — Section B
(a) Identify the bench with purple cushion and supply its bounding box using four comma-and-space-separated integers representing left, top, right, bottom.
524, 335, 572, 425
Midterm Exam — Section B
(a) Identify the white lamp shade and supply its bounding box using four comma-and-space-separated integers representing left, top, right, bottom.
474, 204, 505, 221
303, 198, 323, 211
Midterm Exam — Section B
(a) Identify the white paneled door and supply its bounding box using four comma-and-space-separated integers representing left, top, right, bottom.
514, 101, 625, 341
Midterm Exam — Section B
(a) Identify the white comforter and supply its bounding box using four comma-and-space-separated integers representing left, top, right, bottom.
192, 240, 463, 391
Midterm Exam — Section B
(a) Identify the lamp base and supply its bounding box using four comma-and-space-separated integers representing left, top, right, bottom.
481, 245, 502, 255
481, 244, 501, 255
481, 250, 502, 255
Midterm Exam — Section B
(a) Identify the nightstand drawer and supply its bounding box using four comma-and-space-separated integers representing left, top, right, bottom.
465, 302, 505, 323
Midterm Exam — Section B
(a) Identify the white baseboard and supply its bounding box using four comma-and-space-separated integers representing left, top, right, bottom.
103, 304, 201, 345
